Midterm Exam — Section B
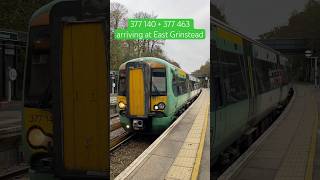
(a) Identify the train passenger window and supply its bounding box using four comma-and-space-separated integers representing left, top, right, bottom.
118, 70, 126, 96
280, 65, 289, 85
254, 60, 277, 93
172, 73, 178, 96
151, 68, 166, 96
213, 77, 222, 108
220, 51, 248, 105
191, 81, 195, 91
172, 74, 188, 96
182, 79, 188, 94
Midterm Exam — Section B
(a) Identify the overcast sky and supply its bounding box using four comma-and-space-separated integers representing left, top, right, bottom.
213, 0, 309, 39
111, 0, 210, 73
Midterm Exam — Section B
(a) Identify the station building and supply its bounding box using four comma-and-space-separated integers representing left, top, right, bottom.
0, 29, 27, 103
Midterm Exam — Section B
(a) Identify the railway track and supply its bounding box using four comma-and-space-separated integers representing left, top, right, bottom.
0, 125, 21, 139
0, 166, 29, 180
110, 114, 134, 151
109, 94, 202, 179
110, 132, 134, 151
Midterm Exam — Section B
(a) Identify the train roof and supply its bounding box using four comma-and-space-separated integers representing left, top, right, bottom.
119, 57, 181, 70
211, 17, 283, 56
29, 0, 107, 27
119, 57, 192, 78
30, 0, 67, 25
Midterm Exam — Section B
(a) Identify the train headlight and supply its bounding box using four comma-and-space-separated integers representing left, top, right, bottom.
27, 127, 52, 148
158, 102, 166, 110
154, 102, 165, 110
118, 102, 126, 109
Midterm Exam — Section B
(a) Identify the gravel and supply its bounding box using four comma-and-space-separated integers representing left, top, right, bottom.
110, 135, 158, 179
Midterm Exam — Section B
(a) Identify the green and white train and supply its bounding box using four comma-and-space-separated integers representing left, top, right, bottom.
117, 57, 202, 133
211, 17, 293, 164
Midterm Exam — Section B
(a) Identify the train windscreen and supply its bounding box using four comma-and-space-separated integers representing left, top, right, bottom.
151, 68, 166, 96
118, 69, 126, 96
24, 26, 51, 108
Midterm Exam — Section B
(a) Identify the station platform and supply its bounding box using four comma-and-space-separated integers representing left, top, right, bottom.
115, 89, 210, 180
219, 84, 320, 180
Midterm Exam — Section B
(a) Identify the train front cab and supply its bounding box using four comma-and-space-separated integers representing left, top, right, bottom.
23, 1, 109, 179
117, 58, 202, 134
117, 59, 172, 133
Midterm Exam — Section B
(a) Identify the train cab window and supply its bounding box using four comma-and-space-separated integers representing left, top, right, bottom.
25, 26, 51, 108
151, 68, 166, 96
118, 69, 126, 96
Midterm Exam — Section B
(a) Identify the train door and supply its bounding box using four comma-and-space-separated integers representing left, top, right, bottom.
60, 22, 108, 174
125, 62, 151, 118
129, 68, 145, 115
211, 40, 220, 141
49, 1, 109, 178
243, 40, 257, 121
277, 56, 284, 102
211, 39, 223, 157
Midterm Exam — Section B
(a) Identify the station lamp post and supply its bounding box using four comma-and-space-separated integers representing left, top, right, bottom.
205, 77, 209, 88
305, 50, 319, 88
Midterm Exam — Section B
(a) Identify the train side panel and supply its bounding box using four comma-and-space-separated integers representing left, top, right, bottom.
211, 26, 250, 160
211, 21, 291, 163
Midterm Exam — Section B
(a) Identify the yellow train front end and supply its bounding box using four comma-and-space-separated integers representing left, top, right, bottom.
117, 58, 171, 133
23, 0, 109, 179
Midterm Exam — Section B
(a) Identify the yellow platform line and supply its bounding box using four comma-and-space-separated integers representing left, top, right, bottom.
165, 94, 209, 180
191, 102, 209, 180
305, 94, 319, 180
165, 93, 209, 180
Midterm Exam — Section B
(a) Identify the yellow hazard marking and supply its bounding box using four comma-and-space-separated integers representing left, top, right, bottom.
305, 93, 319, 180
191, 101, 209, 180
165, 93, 209, 180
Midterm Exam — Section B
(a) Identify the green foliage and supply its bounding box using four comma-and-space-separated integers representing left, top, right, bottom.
192, 60, 210, 77
211, 2, 227, 23
0, 0, 53, 31
259, 0, 320, 40
258, 0, 320, 82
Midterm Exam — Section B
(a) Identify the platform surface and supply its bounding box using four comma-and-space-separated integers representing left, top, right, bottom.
115, 89, 210, 180
219, 84, 320, 180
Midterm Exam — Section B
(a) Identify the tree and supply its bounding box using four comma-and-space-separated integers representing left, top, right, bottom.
192, 60, 210, 77
168, 60, 181, 68
0, 0, 53, 31
211, 2, 227, 23
110, 3, 169, 70
110, 2, 128, 31
259, 0, 320, 81
259, 0, 320, 40
110, 2, 128, 70
131, 11, 164, 58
